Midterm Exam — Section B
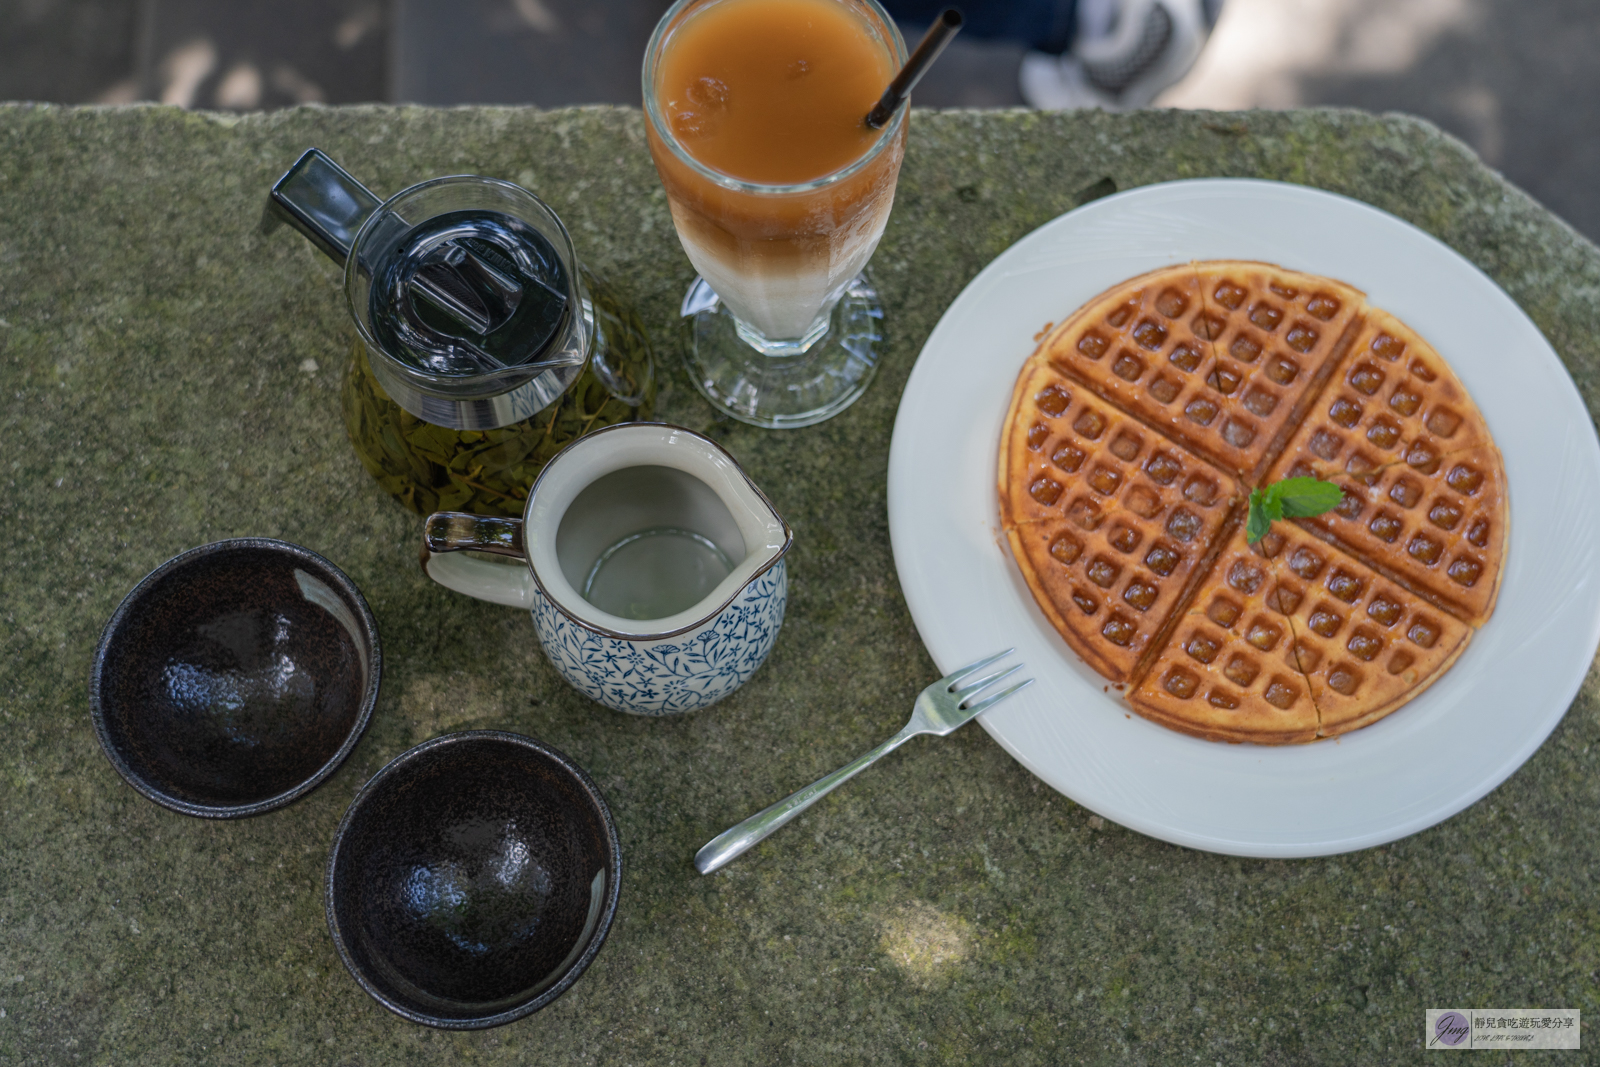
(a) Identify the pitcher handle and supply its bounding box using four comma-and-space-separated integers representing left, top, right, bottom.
262, 148, 383, 267
420, 512, 537, 610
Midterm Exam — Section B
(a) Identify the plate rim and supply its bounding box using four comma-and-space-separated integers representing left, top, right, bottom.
887, 177, 1600, 857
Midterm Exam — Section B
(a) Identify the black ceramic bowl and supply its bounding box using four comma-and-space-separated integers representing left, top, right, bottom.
90, 538, 381, 818
326, 731, 622, 1029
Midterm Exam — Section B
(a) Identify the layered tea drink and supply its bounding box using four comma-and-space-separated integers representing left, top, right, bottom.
644, 0, 907, 346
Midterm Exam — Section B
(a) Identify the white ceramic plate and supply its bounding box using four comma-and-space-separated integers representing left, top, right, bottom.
887, 179, 1600, 857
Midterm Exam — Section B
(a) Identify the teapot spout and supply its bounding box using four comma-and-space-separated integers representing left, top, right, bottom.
262, 148, 382, 266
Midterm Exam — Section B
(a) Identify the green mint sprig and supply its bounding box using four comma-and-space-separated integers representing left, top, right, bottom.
1245, 476, 1344, 544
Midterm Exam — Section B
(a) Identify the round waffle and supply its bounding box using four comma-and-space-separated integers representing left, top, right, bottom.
999, 262, 1507, 743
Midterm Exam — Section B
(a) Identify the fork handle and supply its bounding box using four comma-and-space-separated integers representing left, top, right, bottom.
694, 725, 917, 875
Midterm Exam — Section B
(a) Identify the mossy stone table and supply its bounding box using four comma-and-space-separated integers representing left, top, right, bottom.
3, 103, 1599, 1066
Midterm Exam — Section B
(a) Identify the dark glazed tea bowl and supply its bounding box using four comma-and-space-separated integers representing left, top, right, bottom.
326, 731, 621, 1029
90, 538, 381, 818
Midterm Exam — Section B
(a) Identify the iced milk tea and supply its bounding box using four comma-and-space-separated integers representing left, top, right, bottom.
644, 0, 908, 342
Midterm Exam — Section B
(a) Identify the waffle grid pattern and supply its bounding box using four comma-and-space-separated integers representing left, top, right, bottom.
1266, 311, 1507, 622
1131, 523, 1473, 742
1001, 262, 1506, 742
1043, 263, 1364, 479
1003, 363, 1236, 682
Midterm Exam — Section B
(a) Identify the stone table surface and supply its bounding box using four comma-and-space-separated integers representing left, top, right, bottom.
3, 103, 1600, 1067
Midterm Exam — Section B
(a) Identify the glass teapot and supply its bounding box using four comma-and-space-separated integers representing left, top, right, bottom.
264, 149, 655, 517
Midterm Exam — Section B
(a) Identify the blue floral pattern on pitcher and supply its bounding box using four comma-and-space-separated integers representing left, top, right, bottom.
532, 561, 788, 715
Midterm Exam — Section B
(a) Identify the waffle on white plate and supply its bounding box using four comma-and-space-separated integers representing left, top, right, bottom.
1000, 262, 1507, 743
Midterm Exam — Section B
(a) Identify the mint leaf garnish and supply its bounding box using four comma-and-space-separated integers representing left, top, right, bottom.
1246, 486, 1277, 543
1245, 475, 1343, 543
1275, 476, 1344, 518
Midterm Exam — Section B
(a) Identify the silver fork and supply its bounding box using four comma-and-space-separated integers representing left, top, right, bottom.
694, 650, 1033, 874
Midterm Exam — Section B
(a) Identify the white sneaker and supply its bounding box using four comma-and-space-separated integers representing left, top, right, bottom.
1020, 0, 1214, 110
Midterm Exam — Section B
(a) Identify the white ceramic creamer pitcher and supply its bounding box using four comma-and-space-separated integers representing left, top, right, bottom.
421, 423, 792, 714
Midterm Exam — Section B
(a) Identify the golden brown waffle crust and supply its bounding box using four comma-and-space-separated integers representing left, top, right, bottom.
999, 260, 1507, 745
1124, 635, 1465, 744
1123, 703, 1315, 746
999, 368, 1155, 681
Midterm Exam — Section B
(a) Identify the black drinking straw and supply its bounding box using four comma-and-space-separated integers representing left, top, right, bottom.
865, 8, 963, 129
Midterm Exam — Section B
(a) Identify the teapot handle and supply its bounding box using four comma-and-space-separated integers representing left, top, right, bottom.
262, 148, 382, 266
420, 512, 537, 610
579, 267, 655, 407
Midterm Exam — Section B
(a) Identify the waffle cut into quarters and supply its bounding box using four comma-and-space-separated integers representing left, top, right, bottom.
999, 262, 1508, 743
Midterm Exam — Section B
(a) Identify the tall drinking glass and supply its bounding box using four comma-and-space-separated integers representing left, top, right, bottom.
643, 0, 909, 428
